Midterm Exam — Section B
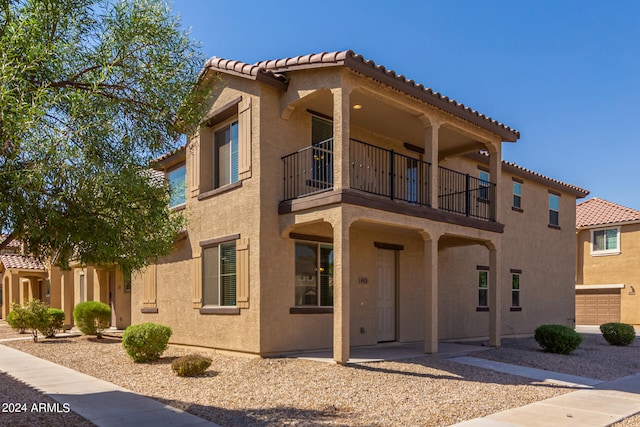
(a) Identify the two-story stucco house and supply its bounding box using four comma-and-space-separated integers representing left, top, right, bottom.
576, 197, 640, 326
131, 50, 588, 363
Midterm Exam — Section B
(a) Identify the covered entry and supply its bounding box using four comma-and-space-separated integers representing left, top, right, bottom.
576, 285, 622, 325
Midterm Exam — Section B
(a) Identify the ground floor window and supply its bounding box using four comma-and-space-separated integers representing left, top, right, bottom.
203, 241, 237, 306
295, 241, 333, 306
512, 273, 520, 307
477, 267, 489, 308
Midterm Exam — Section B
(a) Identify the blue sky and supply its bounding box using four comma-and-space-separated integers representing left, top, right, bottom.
172, 0, 640, 210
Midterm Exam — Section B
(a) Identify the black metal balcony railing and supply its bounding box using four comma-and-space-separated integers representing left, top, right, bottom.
281, 138, 496, 222
350, 139, 431, 206
282, 138, 334, 200
439, 166, 496, 221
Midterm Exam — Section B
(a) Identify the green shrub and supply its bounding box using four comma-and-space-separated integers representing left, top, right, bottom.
38, 308, 65, 338
122, 323, 172, 363
73, 301, 111, 337
600, 322, 636, 346
23, 299, 52, 342
6, 303, 28, 333
534, 324, 582, 354
171, 354, 212, 377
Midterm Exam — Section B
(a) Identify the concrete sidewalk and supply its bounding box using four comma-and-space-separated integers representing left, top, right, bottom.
449, 357, 640, 427
0, 344, 219, 427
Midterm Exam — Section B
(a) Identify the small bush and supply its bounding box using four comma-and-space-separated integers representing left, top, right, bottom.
23, 299, 52, 342
38, 308, 65, 338
122, 322, 172, 363
171, 354, 212, 377
6, 303, 28, 333
600, 322, 636, 346
73, 301, 111, 337
534, 324, 582, 354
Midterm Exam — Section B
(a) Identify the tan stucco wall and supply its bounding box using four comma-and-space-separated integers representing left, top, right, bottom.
577, 223, 640, 325
131, 77, 263, 354
132, 65, 581, 356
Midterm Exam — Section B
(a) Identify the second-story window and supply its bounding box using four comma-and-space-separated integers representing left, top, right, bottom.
591, 227, 620, 255
513, 181, 522, 209
549, 193, 560, 227
168, 164, 186, 208
214, 120, 239, 189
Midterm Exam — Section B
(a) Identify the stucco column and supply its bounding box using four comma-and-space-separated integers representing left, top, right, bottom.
333, 214, 350, 364
487, 141, 503, 223
422, 232, 440, 353
10, 273, 20, 310
489, 241, 502, 347
60, 270, 74, 325
332, 86, 351, 191
424, 122, 441, 209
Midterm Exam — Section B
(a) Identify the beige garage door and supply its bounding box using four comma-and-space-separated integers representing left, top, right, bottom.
576, 289, 621, 325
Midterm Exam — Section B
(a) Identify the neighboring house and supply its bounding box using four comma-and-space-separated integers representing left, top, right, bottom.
576, 197, 640, 326
0, 254, 47, 319
0, 236, 131, 328
127, 49, 588, 363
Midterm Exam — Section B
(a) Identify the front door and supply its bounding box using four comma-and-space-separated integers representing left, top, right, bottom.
377, 249, 396, 342
109, 271, 116, 327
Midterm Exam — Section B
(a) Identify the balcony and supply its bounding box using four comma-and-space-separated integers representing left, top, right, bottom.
282, 139, 496, 222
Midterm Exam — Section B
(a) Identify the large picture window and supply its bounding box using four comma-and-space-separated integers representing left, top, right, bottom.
591, 227, 620, 255
295, 241, 334, 306
203, 241, 237, 306
214, 120, 239, 189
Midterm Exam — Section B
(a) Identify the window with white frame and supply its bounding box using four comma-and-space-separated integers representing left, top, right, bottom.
477, 268, 489, 308
167, 164, 186, 208
295, 241, 334, 307
203, 241, 237, 306
513, 181, 522, 209
511, 273, 520, 308
214, 120, 239, 189
549, 193, 560, 226
591, 227, 620, 255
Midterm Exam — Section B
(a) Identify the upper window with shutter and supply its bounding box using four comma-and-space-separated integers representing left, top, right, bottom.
214, 120, 239, 189
198, 96, 251, 196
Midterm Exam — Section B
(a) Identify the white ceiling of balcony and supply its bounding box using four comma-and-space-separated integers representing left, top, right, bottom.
302, 89, 483, 157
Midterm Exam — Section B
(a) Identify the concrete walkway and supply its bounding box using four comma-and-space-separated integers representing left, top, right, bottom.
449, 357, 640, 427
0, 344, 219, 427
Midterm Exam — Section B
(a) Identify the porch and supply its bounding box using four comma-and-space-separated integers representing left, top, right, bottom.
292, 341, 490, 364
281, 138, 497, 222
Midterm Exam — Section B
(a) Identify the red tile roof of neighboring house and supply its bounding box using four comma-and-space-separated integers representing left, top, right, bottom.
0, 234, 21, 248
576, 197, 640, 228
0, 254, 46, 271
203, 50, 520, 142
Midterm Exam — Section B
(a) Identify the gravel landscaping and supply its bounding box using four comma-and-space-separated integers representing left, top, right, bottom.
1, 321, 639, 426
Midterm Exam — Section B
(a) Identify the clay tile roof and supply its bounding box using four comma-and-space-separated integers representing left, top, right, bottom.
576, 198, 640, 228
471, 151, 589, 197
499, 158, 589, 197
0, 234, 21, 248
0, 254, 46, 270
203, 50, 520, 142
